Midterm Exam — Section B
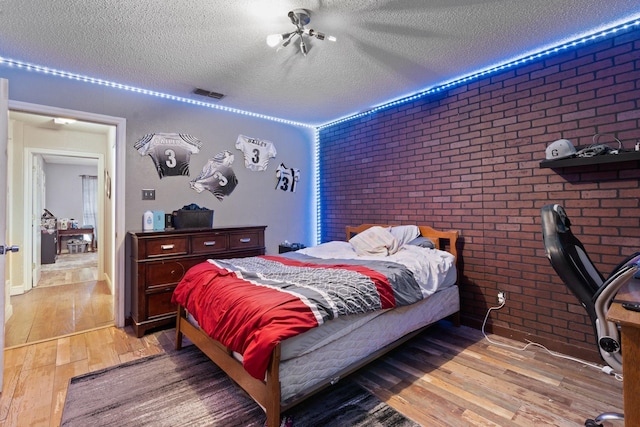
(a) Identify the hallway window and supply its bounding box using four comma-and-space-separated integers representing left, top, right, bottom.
82, 175, 98, 242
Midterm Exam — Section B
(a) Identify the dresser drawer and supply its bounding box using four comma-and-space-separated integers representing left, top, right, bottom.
146, 289, 177, 318
144, 236, 189, 257
144, 260, 189, 288
229, 230, 262, 250
192, 232, 229, 254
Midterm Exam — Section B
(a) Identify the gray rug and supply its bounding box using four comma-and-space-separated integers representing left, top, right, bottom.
61, 345, 418, 427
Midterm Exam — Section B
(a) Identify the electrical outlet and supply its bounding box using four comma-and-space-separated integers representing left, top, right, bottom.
142, 189, 155, 200
497, 291, 506, 305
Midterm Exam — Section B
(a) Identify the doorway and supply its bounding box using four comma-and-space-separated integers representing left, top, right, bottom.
4, 103, 127, 347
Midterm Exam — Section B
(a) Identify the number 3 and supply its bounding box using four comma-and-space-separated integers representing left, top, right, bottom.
164, 149, 177, 168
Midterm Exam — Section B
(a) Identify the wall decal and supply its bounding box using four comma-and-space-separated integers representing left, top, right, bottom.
190, 151, 238, 201
275, 163, 300, 193
235, 134, 277, 171
134, 133, 202, 179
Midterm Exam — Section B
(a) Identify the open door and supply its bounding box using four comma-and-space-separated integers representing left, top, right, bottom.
1, 78, 16, 388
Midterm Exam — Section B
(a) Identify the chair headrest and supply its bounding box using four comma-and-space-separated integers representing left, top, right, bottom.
552, 204, 571, 231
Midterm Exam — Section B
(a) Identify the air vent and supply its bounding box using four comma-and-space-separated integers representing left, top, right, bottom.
193, 88, 225, 100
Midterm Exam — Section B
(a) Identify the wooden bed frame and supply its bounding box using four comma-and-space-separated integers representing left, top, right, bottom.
175, 224, 460, 427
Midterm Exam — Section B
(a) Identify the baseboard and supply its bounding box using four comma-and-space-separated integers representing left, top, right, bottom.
9, 282, 24, 296
104, 273, 113, 294
5, 280, 13, 321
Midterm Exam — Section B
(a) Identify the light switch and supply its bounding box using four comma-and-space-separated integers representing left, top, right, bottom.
142, 189, 155, 200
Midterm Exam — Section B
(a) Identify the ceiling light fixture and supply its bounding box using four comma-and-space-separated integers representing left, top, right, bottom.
266, 9, 336, 56
53, 117, 76, 125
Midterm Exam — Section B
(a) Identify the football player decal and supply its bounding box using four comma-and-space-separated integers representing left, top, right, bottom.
275, 163, 300, 193
235, 134, 277, 171
134, 133, 202, 179
190, 151, 238, 201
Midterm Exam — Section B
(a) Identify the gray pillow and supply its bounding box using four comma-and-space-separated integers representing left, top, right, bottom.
407, 236, 435, 249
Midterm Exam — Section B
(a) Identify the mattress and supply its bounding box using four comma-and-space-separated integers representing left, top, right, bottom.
279, 284, 459, 404
185, 283, 459, 404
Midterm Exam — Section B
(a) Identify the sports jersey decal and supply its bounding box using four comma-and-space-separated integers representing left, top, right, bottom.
275, 163, 300, 193
235, 134, 277, 171
134, 133, 202, 179
190, 151, 238, 201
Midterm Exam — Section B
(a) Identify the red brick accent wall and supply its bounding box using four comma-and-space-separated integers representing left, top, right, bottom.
318, 27, 640, 361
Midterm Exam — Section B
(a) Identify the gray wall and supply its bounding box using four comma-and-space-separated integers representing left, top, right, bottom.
1, 66, 316, 322
44, 163, 97, 224
1, 67, 316, 253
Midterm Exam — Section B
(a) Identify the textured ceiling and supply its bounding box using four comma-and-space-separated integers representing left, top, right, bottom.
1, 0, 640, 126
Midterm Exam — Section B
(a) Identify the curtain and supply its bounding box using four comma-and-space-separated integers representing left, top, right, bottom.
81, 175, 98, 243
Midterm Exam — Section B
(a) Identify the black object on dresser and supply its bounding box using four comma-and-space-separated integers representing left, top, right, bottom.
128, 226, 266, 337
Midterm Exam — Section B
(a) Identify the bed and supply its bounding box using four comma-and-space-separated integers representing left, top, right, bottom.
173, 223, 460, 427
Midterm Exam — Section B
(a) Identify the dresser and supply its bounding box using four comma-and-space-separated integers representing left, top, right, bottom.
128, 225, 266, 337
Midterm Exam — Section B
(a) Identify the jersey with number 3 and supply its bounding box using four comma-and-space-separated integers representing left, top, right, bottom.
190, 151, 238, 201
275, 163, 300, 192
235, 134, 277, 171
135, 133, 202, 178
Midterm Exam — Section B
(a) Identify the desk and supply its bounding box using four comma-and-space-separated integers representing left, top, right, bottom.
57, 227, 95, 254
607, 278, 640, 427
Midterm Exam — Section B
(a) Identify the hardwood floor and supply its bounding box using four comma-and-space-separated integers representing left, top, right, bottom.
5, 252, 112, 347
352, 322, 623, 426
0, 322, 624, 427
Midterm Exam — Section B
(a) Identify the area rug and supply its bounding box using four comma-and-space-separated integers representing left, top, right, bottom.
61, 345, 418, 427
41, 251, 97, 272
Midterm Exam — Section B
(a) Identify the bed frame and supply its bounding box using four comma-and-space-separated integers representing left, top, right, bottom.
175, 224, 460, 427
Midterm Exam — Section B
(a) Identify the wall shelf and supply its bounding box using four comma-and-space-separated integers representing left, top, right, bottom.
540, 151, 640, 168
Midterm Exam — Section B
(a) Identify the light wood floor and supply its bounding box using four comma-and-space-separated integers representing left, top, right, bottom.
0, 322, 624, 427
5, 252, 112, 347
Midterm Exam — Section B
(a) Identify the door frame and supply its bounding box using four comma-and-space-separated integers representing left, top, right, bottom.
8, 100, 127, 328
22, 148, 105, 293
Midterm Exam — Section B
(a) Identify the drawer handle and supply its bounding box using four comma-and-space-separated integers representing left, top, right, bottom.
161, 244, 175, 250
239, 238, 251, 243
203, 241, 216, 246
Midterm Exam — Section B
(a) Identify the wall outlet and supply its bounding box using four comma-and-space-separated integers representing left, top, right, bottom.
498, 291, 506, 305
142, 189, 155, 200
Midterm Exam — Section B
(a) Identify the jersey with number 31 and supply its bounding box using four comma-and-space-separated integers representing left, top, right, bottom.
135, 133, 202, 178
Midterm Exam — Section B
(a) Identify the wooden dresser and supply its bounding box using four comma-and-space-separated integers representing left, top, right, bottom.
128, 225, 266, 337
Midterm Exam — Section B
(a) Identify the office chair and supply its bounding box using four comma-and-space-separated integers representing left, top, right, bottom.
541, 204, 640, 426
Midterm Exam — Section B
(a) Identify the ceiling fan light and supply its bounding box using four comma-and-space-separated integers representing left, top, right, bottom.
268, 9, 331, 56
266, 33, 285, 48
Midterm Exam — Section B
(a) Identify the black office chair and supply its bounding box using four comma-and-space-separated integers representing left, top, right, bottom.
541, 204, 640, 426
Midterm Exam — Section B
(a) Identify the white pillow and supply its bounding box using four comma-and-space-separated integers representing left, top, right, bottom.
388, 225, 420, 247
349, 226, 399, 256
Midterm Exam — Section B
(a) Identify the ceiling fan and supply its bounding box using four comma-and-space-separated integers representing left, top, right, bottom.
266, 9, 336, 56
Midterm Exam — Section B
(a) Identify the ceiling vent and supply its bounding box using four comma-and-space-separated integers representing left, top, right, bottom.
193, 88, 225, 100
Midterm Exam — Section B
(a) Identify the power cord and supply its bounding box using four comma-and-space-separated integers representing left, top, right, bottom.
481, 303, 623, 382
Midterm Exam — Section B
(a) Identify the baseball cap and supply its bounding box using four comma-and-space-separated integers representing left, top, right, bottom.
545, 139, 576, 160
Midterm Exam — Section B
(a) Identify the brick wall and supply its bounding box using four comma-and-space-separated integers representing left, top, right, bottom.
318, 27, 640, 361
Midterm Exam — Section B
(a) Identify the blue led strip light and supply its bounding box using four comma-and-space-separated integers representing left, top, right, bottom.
318, 17, 640, 130
0, 56, 313, 129
314, 128, 321, 245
